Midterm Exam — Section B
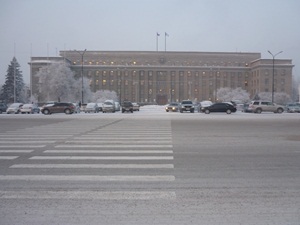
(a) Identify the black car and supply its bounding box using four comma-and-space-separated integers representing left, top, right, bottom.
201, 102, 237, 114
122, 101, 133, 113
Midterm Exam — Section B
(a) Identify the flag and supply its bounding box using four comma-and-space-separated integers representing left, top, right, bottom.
157, 32, 160, 36
165, 32, 169, 37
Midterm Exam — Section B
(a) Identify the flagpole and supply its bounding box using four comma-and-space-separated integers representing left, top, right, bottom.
165, 32, 169, 51
156, 32, 160, 51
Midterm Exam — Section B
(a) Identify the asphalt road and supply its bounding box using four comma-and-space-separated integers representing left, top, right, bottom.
0, 108, 300, 225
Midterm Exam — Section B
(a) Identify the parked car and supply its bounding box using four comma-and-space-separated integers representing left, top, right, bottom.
73, 103, 81, 113
165, 102, 179, 112
41, 102, 75, 115
0, 103, 8, 114
198, 101, 212, 112
179, 100, 195, 113
242, 103, 253, 113
285, 103, 300, 113
122, 101, 134, 113
102, 100, 115, 113
132, 102, 140, 111
201, 102, 237, 114
114, 102, 121, 111
6, 103, 23, 114
20, 103, 40, 114
84, 102, 100, 113
249, 101, 284, 113
97, 103, 103, 112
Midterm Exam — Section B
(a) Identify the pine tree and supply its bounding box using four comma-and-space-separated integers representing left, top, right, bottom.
0, 57, 25, 103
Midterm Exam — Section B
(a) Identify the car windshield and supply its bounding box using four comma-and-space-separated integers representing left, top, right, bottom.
87, 103, 96, 107
182, 101, 192, 104
23, 104, 33, 108
10, 103, 21, 107
104, 102, 113, 105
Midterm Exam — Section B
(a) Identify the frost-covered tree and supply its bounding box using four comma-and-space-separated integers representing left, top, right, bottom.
92, 90, 118, 103
0, 57, 26, 103
36, 62, 92, 103
217, 87, 250, 103
255, 92, 291, 105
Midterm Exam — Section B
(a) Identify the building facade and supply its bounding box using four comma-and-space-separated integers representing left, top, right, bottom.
30, 51, 294, 104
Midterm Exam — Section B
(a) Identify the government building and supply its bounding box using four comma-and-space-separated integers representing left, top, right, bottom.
30, 51, 294, 104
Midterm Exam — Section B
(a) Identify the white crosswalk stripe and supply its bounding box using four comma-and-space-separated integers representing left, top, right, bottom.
29, 156, 174, 160
10, 164, 174, 169
0, 119, 176, 200
43, 150, 173, 154
0, 190, 176, 200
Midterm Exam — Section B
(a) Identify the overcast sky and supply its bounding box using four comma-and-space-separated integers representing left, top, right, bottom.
1, 0, 299, 85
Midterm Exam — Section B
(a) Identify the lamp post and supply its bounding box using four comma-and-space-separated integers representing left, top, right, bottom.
74, 49, 86, 104
268, 50, 282, 103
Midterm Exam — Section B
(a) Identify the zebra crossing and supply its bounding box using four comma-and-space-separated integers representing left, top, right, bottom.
0, 118, 176, 200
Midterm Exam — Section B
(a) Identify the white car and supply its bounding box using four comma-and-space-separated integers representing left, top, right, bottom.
20, 103, 40, 114
6, 103, 23, 114
132, 102, 140, 111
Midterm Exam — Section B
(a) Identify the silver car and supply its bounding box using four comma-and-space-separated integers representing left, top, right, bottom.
20, 103, 40, 114
249, 101, 284, 113
6, 103, 23, 114
84, 103, 100, 113
102, 101, 115, 113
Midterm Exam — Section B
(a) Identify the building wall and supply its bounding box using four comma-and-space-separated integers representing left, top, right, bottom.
29, 51, 294, 104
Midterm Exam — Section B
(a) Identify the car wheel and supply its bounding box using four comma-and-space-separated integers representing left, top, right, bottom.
255, 108, 262, 113
277, 108, 283, 113
180, 110, 183, 113
43, 109, 50, 115
226, 109, 232, 114
166, 110, 169, 112
64, 109, 71, 114
205, 109, 210, 114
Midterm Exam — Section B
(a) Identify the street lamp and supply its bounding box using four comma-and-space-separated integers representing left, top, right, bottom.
268, 50, 283, 103
74, 49, 87, 104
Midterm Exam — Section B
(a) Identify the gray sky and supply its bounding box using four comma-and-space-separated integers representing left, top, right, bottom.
1, 0, 299, 85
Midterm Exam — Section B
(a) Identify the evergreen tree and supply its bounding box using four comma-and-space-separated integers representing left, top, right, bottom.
0, 57, 25, 103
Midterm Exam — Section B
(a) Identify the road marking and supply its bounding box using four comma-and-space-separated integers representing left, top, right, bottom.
0, 175, 175, 181
0, 150, 34, 153
0, 156, 19, 160
0, 145, 46, 148
29, 156, 174, 160
0, 137, 67, 140
10, 164, 174, 169
55, 144, 173, 148
0, 134, 72, 137
74, 137, 172, 140
0, 190, 176, 200
65, 140, 172, 144
0, 141, 56, 144
44, 150, 173, 154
